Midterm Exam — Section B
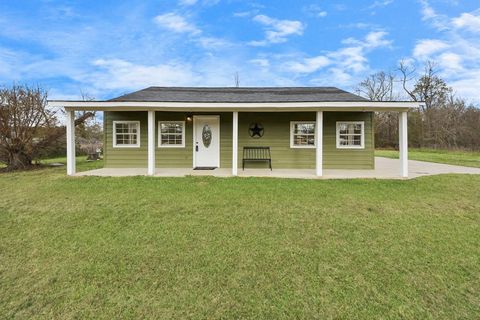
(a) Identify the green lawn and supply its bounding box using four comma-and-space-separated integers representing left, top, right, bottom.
376, 148, 480, 168
1, 160, 479, 319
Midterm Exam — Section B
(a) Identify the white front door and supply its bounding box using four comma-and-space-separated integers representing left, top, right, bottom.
193, 115, 220, 168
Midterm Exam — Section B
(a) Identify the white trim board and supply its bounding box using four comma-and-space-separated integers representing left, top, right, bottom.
290, 121, 316, 149
49, 100, 420, 111
336, 121, 365, 149
112, 121, 141, 148
158, 121, 186, 148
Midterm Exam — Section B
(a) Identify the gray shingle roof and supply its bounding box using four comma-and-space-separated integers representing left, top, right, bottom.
108, 87, 368, 103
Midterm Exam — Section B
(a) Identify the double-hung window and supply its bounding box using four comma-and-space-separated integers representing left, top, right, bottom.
336, 121, 364, 149
113, 121, 140, 148
158, 121, 185, 147
290, 121, 316, 148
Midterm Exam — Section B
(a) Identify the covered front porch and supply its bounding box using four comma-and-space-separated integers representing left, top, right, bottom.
53, 99, 414, 179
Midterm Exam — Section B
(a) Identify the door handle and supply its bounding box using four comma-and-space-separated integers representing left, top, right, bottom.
195, 143, 199, 152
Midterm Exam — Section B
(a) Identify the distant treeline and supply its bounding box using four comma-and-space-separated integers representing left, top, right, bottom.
356, 61, 480, 151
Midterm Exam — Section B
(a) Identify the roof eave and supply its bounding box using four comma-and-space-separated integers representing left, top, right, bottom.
47, 100, 421, 112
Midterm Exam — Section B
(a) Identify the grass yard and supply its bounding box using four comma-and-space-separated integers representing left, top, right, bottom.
1, 159, 479, 319
376, 148, 480, 168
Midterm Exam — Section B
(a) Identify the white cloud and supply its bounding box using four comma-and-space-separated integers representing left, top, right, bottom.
438, 52, 462, 71
249, 59, 270, 68
284, 31, 392, 83
179, 0, 220, 6
195, 36, 232, 49
234, 11, 251, 17
85, 56, 301, 93
154, 13, 201, 35
179, 0, 198, 5
419, 0, 449, 30
153, 13, 232, 50
413, 39, 449, 59
303, 4, 327, 18
90, 59, 199, 90
369, 0, 394, 9
329, 47, 368, 73
365, 31, 392, 48
250, 14, 304, 45
411, 3, 480, 102
247, 40, 269, 47
420, 0, 437, 20
339, 22, 376, 29
342, 31, 392, 49
286, 56, 331, 73
449, 69, 480, 102
452, 12, 480, 33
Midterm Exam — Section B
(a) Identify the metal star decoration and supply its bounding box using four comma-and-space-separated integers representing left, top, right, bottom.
248, 122, 264, 138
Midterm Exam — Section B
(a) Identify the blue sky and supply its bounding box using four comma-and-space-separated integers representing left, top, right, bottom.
0, 0, 479, 103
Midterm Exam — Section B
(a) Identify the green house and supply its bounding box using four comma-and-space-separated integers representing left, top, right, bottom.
49, 87, 418, 178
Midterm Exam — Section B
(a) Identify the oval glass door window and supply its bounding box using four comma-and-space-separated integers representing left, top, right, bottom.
202, 124, 212, 148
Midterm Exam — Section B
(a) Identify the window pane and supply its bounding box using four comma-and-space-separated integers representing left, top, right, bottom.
307, 136, 315, 145
295, 123, 315, 134
160, 122, 184, 145
115, 122, 138, 146
353, 135, 361, 145
161, 123, 183, 134
294, 135, 306, 145
292, 122, 315, 147
354, 124, 362, 134
337, 122, 364, 147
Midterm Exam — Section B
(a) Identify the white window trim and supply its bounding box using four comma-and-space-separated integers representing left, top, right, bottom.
290, 121, 316, 149
113, 121, 140, 148
336, 121, 365, 149
158, 121, 185, 148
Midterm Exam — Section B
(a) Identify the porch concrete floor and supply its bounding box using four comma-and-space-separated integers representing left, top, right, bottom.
75, 157, 480, 179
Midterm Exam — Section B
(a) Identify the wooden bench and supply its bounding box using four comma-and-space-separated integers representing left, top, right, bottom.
242, 146, 272, 170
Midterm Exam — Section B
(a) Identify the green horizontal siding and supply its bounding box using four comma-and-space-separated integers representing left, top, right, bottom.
104, 111, 232, 168
104, 111, 147, 168
103, 111, 374, 170
323, 112, 374, 169
238, 112, 315, 169
155, 112, 232, 168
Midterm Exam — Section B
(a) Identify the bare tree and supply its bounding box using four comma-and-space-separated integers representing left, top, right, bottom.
234, 72, 240, 87
400, 61, 455, 147
356, 61, 480, 150
0, 85, 99, 171
398, 60, 417, 102
356, 72, 399, 148
356, 71, 396, 101
0, 85, 56, 170
411, 62, 451, 111
78, 122, 103, 160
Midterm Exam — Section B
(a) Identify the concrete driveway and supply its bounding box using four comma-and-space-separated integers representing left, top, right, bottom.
375, 157, 480, 179
319, 157, 480, 179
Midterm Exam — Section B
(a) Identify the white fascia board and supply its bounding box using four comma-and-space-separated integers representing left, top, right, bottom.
48, 100, 421, 110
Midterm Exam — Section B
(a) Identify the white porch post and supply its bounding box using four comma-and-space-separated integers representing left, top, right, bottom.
66, 110, 76, 176
232, 111, 238, 176
147, 110, 156, 176
399, 111, 408, 178
316, 111, 323, 177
